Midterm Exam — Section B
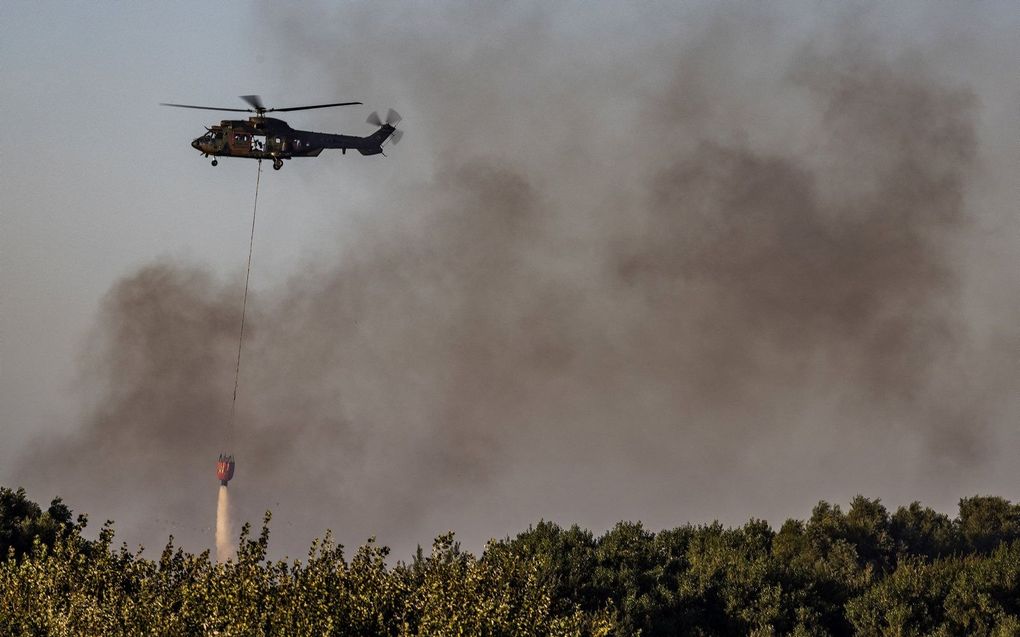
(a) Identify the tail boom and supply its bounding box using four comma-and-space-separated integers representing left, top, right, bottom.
296, 124, 395, 156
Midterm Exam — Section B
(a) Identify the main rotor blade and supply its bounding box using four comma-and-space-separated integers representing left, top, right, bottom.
271, 101, 363, 112
161, 103, 252, 112
239, 94, 266, 111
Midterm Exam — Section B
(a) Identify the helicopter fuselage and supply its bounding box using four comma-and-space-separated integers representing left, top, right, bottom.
191, 117, 394, 166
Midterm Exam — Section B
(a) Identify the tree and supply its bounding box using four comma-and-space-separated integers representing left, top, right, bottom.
0, 486, 74, 561
3, 487, 1020, 635
891, 502, 960, 559
957, 496, 1020, 553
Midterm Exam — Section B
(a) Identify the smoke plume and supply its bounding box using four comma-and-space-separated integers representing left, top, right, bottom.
12, 4, 1019, 557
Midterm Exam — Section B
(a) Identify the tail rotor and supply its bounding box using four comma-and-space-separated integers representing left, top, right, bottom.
366, 108, 405, 146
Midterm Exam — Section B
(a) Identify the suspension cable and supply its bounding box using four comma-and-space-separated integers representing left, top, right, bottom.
229, 159, 262, 446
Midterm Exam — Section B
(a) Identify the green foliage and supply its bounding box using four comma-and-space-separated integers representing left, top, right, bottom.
958, 496, 1020, 554
0, 486, 74, 561
3, 487, 1020, 635
846, 542, 1020, 635
890, 502, 961, 559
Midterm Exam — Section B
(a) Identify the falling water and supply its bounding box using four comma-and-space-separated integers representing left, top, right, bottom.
216, 485, 234, 562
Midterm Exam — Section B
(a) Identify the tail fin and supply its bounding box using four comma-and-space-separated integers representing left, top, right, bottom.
358, 125, 394, 155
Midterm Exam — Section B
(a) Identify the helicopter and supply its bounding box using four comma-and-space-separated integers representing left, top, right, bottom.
161, 95, 403, 170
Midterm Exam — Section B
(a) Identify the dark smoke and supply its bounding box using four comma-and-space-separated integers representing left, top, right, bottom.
15, 4, 1018, 557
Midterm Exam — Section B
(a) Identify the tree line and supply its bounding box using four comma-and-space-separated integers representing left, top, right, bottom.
2, 485, 1019, 635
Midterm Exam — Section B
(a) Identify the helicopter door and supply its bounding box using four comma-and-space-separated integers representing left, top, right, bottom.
251, 135, 267, 153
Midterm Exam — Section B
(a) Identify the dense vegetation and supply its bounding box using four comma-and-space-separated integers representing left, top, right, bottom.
2, 486, 1020, 635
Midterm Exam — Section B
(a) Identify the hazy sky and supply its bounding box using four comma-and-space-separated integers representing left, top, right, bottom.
2, 2, 401, 454
2, 2, 1018, 560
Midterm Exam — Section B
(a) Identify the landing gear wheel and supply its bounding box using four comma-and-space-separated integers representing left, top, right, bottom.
211, 159, 218, 166
273, 159, 283, 171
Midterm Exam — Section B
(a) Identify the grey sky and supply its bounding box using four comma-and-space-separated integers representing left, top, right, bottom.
2, 2, 1018, 560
